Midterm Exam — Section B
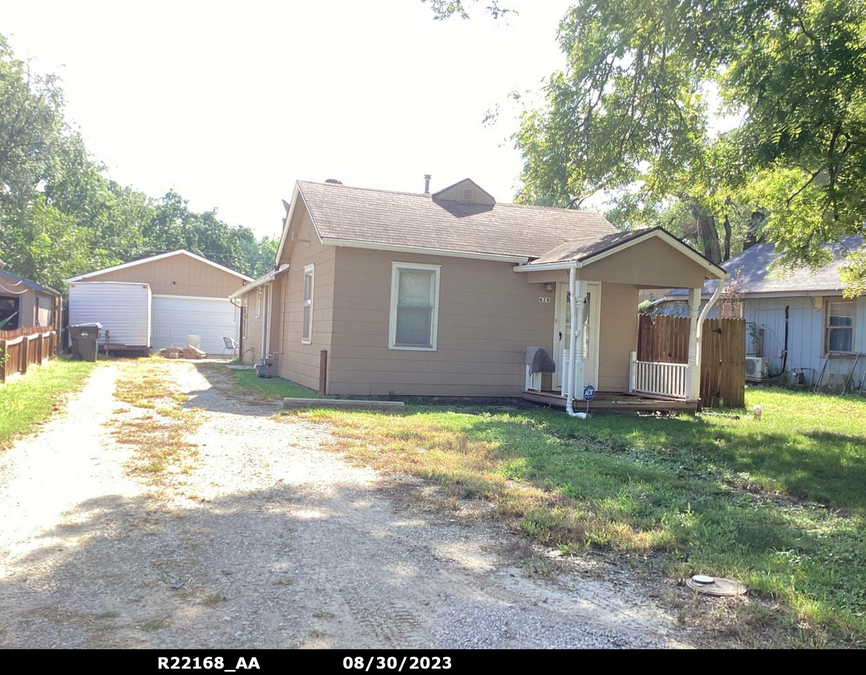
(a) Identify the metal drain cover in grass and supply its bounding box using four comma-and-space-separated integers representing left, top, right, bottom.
686, 575, 746, 596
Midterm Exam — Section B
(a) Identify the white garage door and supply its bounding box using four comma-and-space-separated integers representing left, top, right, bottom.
152, 295, 239, 355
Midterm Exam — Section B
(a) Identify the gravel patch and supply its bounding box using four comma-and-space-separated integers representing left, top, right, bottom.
0, 361, 699, 649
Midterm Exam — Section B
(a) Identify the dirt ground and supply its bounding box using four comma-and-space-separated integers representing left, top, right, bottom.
0, 361, 706, 649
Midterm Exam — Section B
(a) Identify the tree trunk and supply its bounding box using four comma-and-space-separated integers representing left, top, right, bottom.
742, 208, 766, 251
696, 212, 722, 264
722, 214, 732, 261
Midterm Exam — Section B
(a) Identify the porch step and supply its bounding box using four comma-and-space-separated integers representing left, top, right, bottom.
522, 390, 697, 414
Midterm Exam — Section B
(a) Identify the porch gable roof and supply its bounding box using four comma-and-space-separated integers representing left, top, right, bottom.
514, 227, 727, 279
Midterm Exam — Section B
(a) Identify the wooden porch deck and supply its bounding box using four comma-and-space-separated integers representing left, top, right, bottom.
522, 390, 698, 414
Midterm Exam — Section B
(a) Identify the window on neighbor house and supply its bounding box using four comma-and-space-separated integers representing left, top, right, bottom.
0, 296, 20, 330
302, 265, 314, 343
389, 262, 440, 350
826, 299, 854, 353
256, 289, 262, 319
243, 296, 248, 339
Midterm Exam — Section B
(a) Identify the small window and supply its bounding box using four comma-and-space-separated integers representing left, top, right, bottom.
389, 262, 440, 350
0, 296, 20, 331
826, 300, 854, 353
242, 296, 248, 339
256, 289, 262, 319
302, 265, 314, 343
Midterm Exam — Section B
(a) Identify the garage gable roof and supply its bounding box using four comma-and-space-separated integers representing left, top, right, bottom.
65, 249, 253, 283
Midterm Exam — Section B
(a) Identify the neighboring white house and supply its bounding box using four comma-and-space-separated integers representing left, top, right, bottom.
655, 236, 866, 391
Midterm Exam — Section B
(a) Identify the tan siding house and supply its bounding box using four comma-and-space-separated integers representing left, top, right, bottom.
232, 178, 727, 407
328, 248, 554, 397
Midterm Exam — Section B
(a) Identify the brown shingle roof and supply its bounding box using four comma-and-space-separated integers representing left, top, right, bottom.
297, 181, 619, 260
524, 229, 648, 265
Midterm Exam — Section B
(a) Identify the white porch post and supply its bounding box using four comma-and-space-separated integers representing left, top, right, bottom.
572, 280, 587, 399
628, 351, 637, 394
686, 287, 701, 402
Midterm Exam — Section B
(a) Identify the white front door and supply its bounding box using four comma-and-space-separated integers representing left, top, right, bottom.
553, 281, 601, 393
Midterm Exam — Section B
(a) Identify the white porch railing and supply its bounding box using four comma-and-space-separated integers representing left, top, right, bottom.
629, 353, 689, 399
560, 349, 568, 395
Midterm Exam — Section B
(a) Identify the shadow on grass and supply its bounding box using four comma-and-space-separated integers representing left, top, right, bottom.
181, 363, 320, 415
519, 408, 866, 516
297, 405, 866, 644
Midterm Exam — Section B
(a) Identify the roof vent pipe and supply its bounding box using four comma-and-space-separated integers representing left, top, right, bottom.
424, 174, 431, 194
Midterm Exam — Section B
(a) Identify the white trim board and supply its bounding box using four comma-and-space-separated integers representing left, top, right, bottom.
275, 183, 324, 266
325, 238, 529, 264
152, 294, 234, 302
229, 265, 290, 300
301, 264, 314, 344
65, 250, 253, 283
665, 290, 854, 302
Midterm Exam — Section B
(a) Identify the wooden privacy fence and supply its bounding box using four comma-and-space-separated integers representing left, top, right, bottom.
0, 326, 59, 383
638, 315, 746, 408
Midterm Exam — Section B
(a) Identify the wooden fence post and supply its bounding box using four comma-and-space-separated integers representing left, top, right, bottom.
20, 334, 28, 376
319, 349, 328, 396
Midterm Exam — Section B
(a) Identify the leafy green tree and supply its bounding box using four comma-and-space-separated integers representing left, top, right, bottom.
238, 232, 279, 278
0, 32, 276, 291
0, 195, 94, 289
0, 35, 65, 210
512, 0, 866, 289
421, 0, 514, 21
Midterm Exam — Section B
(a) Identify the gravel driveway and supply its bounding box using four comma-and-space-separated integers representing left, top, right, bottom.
0, 361, 697, 649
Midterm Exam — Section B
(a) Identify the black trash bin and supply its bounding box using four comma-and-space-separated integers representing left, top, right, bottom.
69, 322, 102, 361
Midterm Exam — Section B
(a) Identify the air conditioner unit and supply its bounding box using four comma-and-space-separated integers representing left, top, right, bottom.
745, 356, 769, 381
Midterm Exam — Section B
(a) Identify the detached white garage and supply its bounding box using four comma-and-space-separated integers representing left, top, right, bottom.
67, 250, 252, 354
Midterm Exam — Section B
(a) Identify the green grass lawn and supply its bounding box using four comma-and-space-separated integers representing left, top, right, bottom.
0, 358, 96, 448
286, 386, 866, 646
225, 369, 320, 401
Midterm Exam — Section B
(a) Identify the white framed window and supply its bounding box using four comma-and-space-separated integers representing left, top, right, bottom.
256, 288, 262, 319
302, 264, 314, 344
825, 299, 854, 354
389, 262, 441, 351
242, 296, 248, 339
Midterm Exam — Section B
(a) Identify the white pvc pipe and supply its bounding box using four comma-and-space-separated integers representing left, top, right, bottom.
564, 267, 585, 419
695, 275, 726, 370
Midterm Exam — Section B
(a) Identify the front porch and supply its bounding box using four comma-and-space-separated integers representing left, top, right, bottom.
515, 228, 728, 414
521, 388, 699, 414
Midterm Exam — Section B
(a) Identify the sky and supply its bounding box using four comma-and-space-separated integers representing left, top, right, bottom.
3, 0, 577, 240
